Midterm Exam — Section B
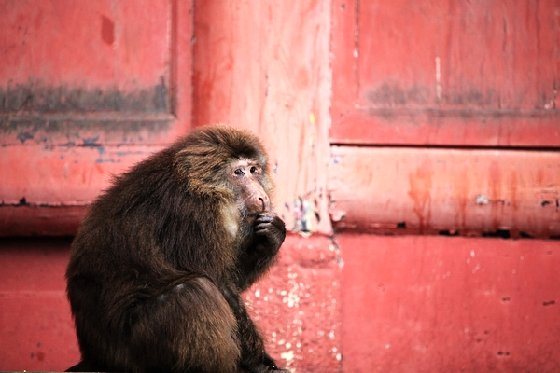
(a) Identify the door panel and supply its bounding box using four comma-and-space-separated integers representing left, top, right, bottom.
331, 0, 560, 146
330, 146, 560, 238
0, 0, 193, 235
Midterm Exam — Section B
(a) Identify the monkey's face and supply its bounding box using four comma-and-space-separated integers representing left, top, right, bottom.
228, 158, 271, 217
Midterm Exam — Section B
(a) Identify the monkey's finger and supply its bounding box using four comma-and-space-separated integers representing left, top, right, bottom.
254, 222, 274, 232
255, 225, 283, 238
255, 214, 274, 223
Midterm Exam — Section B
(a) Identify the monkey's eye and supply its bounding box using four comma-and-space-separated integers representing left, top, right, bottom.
234, 168, 244, 176
250, 166, 259, 174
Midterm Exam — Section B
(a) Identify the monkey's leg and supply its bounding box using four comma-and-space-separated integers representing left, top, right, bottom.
127, 277, 241, 373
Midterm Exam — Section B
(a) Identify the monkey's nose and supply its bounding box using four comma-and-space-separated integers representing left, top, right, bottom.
259, 195, 271, 212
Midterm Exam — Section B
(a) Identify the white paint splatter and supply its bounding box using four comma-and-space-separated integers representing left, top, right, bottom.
280, 351, 295, 363
472, 263, 481, 274
281, 268, 302, 308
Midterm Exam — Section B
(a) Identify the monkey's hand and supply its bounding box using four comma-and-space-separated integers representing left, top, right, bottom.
254, 213, 286, 256
237, 213, 286, 290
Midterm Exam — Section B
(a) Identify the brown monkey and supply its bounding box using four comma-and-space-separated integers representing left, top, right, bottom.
65, 126, 289, 372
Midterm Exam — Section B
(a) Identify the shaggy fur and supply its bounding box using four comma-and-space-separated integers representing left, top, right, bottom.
66, 126, 287, 372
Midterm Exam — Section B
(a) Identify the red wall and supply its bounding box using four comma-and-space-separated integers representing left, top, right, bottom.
341, 234, 560, 372
0, 239, 78, 370
2, 235, 559, 371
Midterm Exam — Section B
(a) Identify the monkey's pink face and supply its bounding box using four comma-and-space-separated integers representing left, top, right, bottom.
228, 158, 271, 216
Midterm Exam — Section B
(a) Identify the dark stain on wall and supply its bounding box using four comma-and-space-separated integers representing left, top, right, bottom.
0, 79, 169, 114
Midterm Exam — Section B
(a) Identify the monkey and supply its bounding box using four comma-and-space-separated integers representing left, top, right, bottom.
65, 126, 289, 372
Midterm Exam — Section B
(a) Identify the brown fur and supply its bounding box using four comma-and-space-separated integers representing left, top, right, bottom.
66, 126, 288, 372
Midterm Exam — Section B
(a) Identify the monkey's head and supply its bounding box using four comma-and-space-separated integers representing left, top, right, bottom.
174, 126, 274, 217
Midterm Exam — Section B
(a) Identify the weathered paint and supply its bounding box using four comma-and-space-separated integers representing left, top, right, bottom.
0, 0, 193, 230
0, 0, 193, 146
0, 144, 161, 204
331, 0, 560, 146
330, 146, 560, 238
0, 234, 342, 372
340, 234, 560, 372
0, 82, 170, 114
0, 115, 175, 146
193, 0, 332, 234
0, 144, 167, 236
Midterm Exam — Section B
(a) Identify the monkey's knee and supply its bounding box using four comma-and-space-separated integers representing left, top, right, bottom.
174, 277, 241, 372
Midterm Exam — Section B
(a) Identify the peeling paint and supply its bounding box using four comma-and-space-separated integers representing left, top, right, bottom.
17, 131, 34, 144
292, 198, 317, 232
82, 136, 100, 146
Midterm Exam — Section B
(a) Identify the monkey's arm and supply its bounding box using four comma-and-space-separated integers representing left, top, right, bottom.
236, 213, 286, 291
220, 286, 286, 372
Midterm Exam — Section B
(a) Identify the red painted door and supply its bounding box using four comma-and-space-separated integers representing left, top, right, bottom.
0, 0, 193, 235
331, 0, 559, 147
